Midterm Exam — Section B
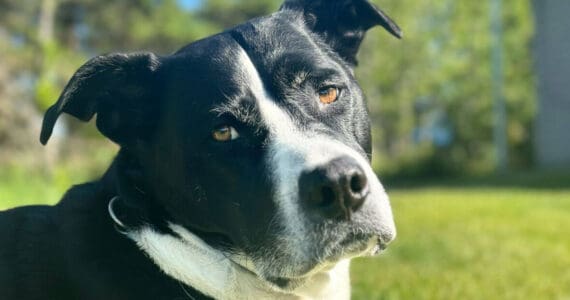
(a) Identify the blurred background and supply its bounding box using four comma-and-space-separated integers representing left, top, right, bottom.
0, 0, 569, 299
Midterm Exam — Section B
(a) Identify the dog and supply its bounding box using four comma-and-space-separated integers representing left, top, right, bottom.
0, 0, 401, 299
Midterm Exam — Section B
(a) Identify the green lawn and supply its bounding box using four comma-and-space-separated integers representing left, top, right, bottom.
0, 168, 91, 210
352, 187, 570, 300
2, 174, 570, 299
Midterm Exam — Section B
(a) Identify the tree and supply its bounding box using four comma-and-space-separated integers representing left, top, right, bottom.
357, 0, 535, 176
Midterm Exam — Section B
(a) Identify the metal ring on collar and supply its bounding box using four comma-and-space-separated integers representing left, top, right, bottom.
108, 196, 127, 229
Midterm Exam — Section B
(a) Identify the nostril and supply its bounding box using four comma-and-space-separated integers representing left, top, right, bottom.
350, 171, 368, 195
345, 169, 368, 214
349, 171, 368, 195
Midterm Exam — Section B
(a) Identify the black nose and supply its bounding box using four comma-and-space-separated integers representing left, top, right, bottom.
299, 156, 369, 220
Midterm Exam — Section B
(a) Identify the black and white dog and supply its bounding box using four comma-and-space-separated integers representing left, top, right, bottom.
0, 0, 401, 299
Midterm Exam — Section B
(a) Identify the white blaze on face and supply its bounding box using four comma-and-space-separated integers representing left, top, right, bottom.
235, 49, 396, 265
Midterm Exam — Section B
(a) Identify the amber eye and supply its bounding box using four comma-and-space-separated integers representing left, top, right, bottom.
318, 86, 340, 104
212, 126, 239, 142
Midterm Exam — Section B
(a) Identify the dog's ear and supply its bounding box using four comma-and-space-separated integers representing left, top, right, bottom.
280, 0, 402, 65
40, 52, 161, 146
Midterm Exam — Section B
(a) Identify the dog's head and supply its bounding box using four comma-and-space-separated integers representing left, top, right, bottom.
41, 0, 401, 291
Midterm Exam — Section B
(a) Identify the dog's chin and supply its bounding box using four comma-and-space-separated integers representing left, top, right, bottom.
234, 233, 387, 292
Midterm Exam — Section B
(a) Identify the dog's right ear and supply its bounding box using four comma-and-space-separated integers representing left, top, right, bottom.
40, 53, 161, 146
280, 0, 402, 65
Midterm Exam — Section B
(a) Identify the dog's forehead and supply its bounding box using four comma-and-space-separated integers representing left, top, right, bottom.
166, 14, 351, 130
164, 36, 258, 120
172, 13, 343, 89
230, 14, 346, 79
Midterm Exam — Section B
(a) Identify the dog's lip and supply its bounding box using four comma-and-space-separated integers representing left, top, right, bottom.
329, 232, 392, 261
369, 236, 389, 256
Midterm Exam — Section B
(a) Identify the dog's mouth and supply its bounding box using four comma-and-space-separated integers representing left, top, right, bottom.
335, 232, 389, 257
228, 231, 389, 291
269, 235, 388, 290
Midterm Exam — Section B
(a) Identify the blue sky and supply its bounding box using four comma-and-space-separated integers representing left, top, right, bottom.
178, 0, 202, 10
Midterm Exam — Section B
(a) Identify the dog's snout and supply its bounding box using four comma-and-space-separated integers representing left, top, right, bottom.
299, 156, 369, 220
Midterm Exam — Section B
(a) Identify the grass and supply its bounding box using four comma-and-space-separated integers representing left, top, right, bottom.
1, 171, 570, 299
1, 173, 65, 210
0, 167, 95, 210
351, 187, 570, 300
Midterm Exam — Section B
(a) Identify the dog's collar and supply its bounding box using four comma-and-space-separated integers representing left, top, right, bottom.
108, 196, 127, 229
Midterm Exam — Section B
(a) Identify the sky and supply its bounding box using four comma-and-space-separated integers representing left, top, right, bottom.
178, 0, 202, 10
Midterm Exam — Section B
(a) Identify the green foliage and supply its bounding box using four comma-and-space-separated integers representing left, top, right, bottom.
359, 0, 536, 176
78, 0, 219, 54
351, 187, 570, 299
0, 169, 63, 209
35, 41, 86, 110
198, 0, 280, 29
0, 140, 116, 209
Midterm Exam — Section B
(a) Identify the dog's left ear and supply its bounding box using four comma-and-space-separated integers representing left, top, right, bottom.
40, 52, 161, 146
281, 0, 402, 65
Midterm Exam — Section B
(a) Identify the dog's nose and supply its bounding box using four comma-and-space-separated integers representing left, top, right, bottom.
299, 156, 369, 220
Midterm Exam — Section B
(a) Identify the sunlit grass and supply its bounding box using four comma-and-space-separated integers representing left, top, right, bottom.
0, 140, 116, 210
352, 188, 570, 300
0, 169, 65, 209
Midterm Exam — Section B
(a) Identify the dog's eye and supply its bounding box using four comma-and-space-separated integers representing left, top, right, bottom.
318, 86, 340, 104
212, 126, 239, 142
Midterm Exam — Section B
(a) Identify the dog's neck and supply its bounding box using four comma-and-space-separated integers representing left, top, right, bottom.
127, 224, 351, 300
